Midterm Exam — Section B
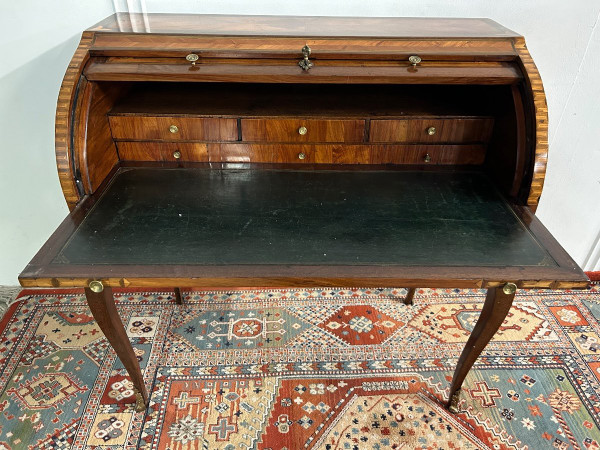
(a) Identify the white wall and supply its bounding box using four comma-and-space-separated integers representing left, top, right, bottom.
0, 1, 115, 285
1, 1, 599, 284
535, 17, 600, 270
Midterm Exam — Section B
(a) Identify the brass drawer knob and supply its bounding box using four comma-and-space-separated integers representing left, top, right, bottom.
186, 53, 199, 66
298, 126, 308, 135
173, 150, 182, 159
298, 152, 306, 160
427, 126, 436, 136
169, 125, 179, 134
424, 153, 432, 163
408, 55, 422, 67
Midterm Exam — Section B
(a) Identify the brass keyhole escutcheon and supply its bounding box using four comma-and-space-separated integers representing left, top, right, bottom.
502, 282, 518, 295
298, 44, 313, 71
427, 126, 436, 136
298, 126, 308, 135
424, 153, 432, 163
89, 280, 104, 293
408, 55, 422, 67
169, 125, 179, 134
173, 150, 182, 159
186, 53, 199, 66
298, 152, 306, 160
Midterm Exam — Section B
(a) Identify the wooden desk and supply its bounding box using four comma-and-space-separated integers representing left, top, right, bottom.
20, 13, 589, 413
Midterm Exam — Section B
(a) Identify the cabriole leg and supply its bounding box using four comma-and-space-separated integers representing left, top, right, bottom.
447, 283, 517, 412
404, 288, 416, 305
174, 287, 183, 305
85, 282, 149, 412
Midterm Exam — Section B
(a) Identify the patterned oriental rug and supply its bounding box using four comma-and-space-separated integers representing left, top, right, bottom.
1, 282, 600, 449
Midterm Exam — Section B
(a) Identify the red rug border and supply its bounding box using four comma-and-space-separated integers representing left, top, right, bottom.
588, 271, 600, 282
0, 301, 21, 336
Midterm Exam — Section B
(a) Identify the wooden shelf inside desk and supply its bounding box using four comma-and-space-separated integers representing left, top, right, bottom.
109, 83, 501, 118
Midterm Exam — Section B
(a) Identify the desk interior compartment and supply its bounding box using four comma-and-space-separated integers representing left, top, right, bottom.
75, 81, 529, 206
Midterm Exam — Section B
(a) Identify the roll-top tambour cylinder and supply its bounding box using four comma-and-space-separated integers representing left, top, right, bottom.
56, 14, 547, 211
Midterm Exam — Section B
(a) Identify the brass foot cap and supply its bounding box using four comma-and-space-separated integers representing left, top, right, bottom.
447, 390, 461, 413
135, 392, 147, 413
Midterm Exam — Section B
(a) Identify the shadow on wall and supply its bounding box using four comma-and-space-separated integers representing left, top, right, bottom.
0, 33, 83, 285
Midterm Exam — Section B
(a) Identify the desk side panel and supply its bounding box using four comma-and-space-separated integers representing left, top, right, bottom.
77, 82, 128, 193
514, 37, 548, 209
55, 31, 94, 209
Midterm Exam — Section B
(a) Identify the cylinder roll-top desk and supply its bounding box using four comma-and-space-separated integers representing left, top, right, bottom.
19, 13, 589, 412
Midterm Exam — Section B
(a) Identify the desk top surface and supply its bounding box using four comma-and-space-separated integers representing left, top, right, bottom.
20, 167, 587, 288
55, 168, 550, 267
89, 13, 520, 39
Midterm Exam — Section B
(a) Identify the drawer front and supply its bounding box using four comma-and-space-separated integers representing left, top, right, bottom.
370, 144, 486, 165
118, 142, 208, 161
109, 116, 238, 141
209, 144, 331, 163
241, 119, 365, 143
369, 118, 494, 143
209, 144, 485, 165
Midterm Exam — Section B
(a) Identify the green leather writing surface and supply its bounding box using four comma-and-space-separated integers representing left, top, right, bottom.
55, 168, 555, 267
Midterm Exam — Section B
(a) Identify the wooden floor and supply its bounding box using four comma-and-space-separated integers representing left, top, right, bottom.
54, 167, 555, 268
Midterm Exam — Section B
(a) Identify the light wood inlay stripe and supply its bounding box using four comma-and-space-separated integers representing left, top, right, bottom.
514, 38, 548, 208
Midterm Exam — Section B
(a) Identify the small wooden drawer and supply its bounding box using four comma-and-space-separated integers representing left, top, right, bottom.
369, 118, 494, 143
118, 142, 208, 161
241, 119, 365, 143
209, 144, 331, 163
109, 116, 238, 141
208, 143, 484, 165
370, 144, 486, 165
